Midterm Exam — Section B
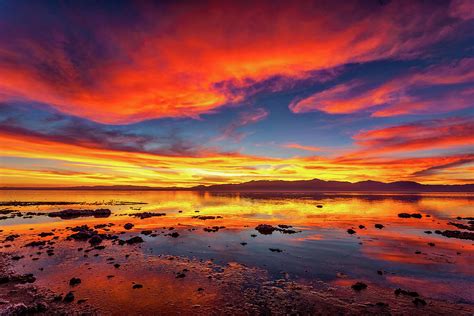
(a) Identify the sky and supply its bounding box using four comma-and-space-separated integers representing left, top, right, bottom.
0, 0, 473, 187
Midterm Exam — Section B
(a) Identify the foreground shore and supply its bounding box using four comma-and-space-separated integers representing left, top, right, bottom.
1, 192, 473, 314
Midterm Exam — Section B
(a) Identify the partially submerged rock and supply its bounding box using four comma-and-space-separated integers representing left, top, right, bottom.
398, 213, 423, 219
351, 282, 367, 291
130, 212, 166, 219
48, 208, 111, 219
69, 277, 81, 286
255, 224, 301, 235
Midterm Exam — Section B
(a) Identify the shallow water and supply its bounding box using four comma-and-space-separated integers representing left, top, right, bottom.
1, 190, 473, 314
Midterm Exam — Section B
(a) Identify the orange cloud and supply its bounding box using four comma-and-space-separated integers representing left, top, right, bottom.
0, 1, 465, 123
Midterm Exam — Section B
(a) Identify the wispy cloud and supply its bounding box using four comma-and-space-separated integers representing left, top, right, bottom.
290, 58, 474, 117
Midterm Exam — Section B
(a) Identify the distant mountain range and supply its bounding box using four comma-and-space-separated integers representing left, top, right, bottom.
2, 179, 474, 192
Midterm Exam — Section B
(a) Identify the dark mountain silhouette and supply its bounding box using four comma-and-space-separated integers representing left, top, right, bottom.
2, 179, 473, 192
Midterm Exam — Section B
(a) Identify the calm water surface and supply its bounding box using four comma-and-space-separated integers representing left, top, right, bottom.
1, 190, 473, 314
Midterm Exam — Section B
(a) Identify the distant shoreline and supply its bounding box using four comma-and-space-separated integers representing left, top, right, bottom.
1, 178, 473, 192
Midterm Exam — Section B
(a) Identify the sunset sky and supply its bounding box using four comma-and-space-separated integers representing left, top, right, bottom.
0, 0, 473, 187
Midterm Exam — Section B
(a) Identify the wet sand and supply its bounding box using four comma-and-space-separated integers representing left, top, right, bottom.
0, 190, 473, 315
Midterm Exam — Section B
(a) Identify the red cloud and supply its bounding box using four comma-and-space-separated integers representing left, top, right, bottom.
290, 58, 474, 116
0, 1, 466, 123
350, 117, 474, 156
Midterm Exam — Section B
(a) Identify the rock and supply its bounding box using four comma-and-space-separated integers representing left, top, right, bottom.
269, 248, 283, 253
250, 234, 257, 238
358, 225, 365, 229
316, 205, 323, 208
125, 236, 144, 244
130, 212, 166, 219
141, 230, 152, 235
23, 240, 47, 248
413, 298, 427, 306
428, 242, 435, 247
347, 229, 356, 234
132, 284, 143, 289
48, 208, 111, 219
169, 232, 180, 238
192, 215, 219, 220
351, 282, 367, 291
255, 224, 276, 235
240, 242, 247, 246
394, 288, 419, 297
38, 232, 54, 237
88, 235, 103, 245
69, 277, 81, 286
124, 223, 134, 230
63, 292, 75, 303
439, 230, 474, 240
398, 213, 422, 219
176, 272, 186, 278
203, 226, 220, 233
374, 224, 384, 229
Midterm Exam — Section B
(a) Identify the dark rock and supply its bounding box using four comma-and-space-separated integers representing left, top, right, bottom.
141, 230, 152, 235
63, 292, 75, 303
269, 248, 283, 253
38, 232, 54, 237
48, 208, 111, 219
131, 212, 166, 219
88, 235, 103, 245
132, 284, 143, 289
169, 232, 180, 238
394, 288, 419, 297
347, 229, 356, 234
398, 213, 411, 218
124, 223, 134, 230
358, 225, 365, 229
255, 224, 276, 235
439, 230, 474, 240
125, 236, 144, 244
351, 282, 367, 291
374, 224, 384, 229
69, 277, 81, 286
413, 298, 427, 306
192, 215, 217, 220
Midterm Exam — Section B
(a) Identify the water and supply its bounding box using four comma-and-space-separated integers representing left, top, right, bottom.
1, 190, 473, 314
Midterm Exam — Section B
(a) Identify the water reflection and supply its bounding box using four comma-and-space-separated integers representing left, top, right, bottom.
0, 190, 473, 312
